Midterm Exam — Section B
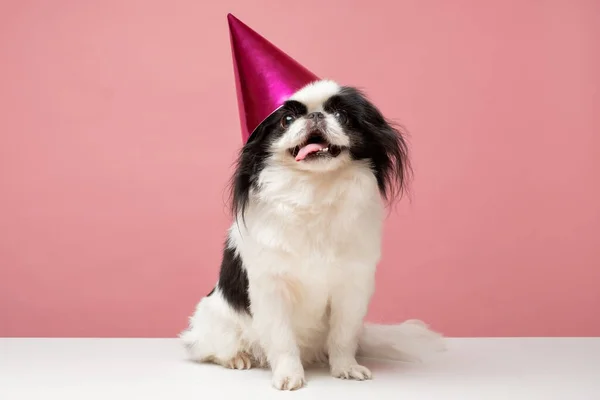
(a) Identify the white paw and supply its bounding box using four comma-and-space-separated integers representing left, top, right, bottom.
224, 352, 253, 370
271, 356, 305, 390
331, 363, 372, 380
272, 371, 305, 390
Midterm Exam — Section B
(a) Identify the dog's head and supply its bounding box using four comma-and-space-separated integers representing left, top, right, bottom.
230, 80, 410, 217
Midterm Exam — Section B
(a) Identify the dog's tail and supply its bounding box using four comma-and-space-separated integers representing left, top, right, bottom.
357, 319, 445, 362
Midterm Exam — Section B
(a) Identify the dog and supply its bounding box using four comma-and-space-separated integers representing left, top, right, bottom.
180, 80, 443, 390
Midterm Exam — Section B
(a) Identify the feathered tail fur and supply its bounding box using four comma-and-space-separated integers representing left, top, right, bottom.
358, 319, 445, 362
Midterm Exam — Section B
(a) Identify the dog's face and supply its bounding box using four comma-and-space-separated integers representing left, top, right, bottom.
268, 81, 354, 173
231, 80, 410, 217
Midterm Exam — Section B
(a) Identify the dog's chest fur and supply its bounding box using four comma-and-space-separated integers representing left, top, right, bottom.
229, 162, 384, 355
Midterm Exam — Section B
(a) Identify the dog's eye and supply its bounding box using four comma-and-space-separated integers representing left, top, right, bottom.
281, 114, 296, 128
334, 111, 347, 124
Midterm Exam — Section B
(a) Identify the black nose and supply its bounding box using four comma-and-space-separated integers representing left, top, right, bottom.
307, 112, 325, 120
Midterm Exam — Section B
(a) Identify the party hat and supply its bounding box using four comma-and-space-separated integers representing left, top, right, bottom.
227, 14, 319, 143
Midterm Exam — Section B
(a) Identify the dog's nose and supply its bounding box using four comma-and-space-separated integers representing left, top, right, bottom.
307, 112, 325, 121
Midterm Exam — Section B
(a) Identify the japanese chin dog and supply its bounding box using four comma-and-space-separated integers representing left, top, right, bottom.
180, 80, 444, 390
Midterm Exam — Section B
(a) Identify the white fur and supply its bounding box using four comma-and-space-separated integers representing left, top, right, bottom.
289, 79, 341, 109
180, 80, 443, 390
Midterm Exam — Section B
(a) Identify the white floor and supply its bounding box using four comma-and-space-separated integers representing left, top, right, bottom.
1, 338, 599, 400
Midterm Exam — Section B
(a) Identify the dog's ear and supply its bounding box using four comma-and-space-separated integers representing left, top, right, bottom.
228, 110, 280, 222
369, 117, 411, 203
339, 87, 411, 203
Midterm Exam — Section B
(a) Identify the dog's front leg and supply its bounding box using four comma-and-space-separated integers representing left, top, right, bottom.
250, 275, 304, 390
327, 268, 375, 380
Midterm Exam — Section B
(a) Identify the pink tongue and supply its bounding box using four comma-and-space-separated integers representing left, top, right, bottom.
295, 143, 326, 161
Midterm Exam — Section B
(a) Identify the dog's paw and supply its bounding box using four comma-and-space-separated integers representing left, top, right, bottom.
271, 358, 305, 390
331, 363, 372, 380
272, 371, 305, 390
224, 352, 253, 370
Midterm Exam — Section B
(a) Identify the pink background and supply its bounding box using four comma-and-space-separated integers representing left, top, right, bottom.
1, 1, 599, 337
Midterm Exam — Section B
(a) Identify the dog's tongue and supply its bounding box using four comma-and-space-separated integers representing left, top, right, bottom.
295, 143, 326, 161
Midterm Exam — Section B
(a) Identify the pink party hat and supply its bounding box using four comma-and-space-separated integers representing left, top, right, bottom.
227, 14, 319, 143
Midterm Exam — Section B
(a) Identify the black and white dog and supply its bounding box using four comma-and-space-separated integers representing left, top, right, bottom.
181, 80, 443, 390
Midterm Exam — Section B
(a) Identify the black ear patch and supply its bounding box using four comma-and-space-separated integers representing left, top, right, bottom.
324, 87, 411, 202
229, 101, 308, 221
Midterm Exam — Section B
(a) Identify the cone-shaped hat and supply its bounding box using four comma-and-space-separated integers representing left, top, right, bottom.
227, 14, 319, 143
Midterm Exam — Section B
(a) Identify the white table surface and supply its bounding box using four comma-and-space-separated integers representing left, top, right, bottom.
1, 338, 599, 400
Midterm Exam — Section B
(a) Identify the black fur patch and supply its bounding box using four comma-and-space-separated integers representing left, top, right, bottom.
323, 87, 411, 201
229, 100, 308, 220
216, 246, 250, 313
